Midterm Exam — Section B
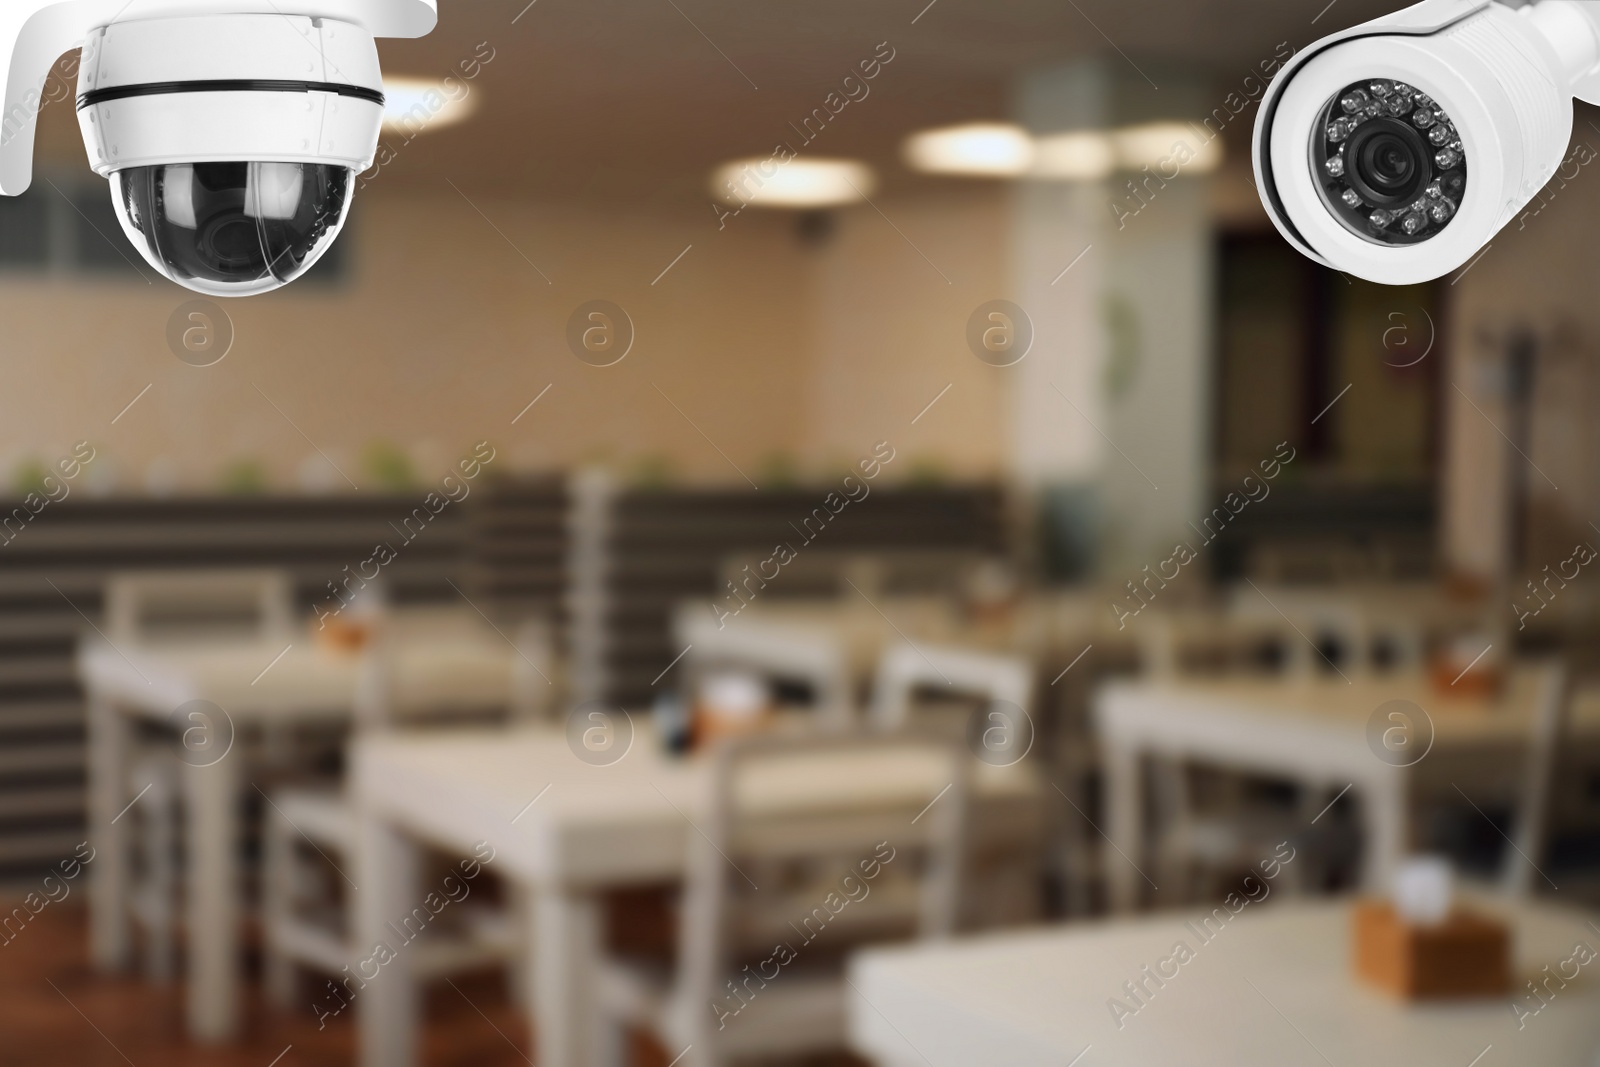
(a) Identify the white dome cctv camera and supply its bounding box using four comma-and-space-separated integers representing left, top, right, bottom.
0, 0, 437, 296
1254, 0, 1600, 284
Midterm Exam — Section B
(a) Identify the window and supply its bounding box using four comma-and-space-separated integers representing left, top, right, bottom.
0, 174, 349, 286
1215, 231, 1441, 486
1210, 231, 1441, 580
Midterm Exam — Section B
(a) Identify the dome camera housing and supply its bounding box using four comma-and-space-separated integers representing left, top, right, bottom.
0, 0, 438, 297
1254, 0, 1600, 285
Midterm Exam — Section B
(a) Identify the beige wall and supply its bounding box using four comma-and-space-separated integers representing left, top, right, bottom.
0, 186, 825, 491
800, 185, 1008, 478
0, 173, 1021, 495
18, 120, 1599, 554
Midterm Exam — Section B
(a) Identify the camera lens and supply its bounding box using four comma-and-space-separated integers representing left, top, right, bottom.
1310, 79, 1467, 246
1347, 120, 1429, 205
111, 162, 353, 296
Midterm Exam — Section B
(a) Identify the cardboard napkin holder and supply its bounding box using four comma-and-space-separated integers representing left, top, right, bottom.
1353, 900, 1510, 1000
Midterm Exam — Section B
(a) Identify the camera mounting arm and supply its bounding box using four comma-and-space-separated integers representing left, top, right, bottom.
0, 0, 436, 196
1528, 1, 1600, 103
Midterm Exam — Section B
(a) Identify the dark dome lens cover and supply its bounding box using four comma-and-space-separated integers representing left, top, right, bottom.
113, 162, 352, 296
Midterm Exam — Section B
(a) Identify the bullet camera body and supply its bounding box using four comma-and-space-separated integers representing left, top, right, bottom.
1254, 0, 1600, 284
0, 0, 437, 295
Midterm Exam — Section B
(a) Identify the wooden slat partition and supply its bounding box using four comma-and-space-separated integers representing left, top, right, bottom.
576, 481, 1009, 707
0, 487, 564, 885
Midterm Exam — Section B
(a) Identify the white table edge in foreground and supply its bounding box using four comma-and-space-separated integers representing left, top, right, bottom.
847, 897, 1600, 1067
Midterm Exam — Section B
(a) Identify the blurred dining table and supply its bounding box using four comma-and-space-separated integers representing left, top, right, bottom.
733, 588, 1126, 677
78, 625, 518, 1042
351, 722, 1045, 1067
848, 893, 1600, 1066
1095, 669, 1600, 912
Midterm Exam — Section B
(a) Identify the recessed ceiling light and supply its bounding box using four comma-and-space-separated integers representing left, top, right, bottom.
903, 123, 1035, 177
381, 77, 479, 135
1113, 122, 1223, 174
904, 119, 1226, 181
1032, 131, 1115, 181
711, 158, 876, 208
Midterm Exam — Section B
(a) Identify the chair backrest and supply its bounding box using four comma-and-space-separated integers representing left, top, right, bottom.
1505, 660, 1572, 896
1227, 586, 1425, 679
867, 640, 1032, 734
105, 568, 294, 645
353, 609, 557, 732
509, 616, 559, 723
677, 731, 968, 1048
1137, 609, 1304, 680
674, 606, 853, 729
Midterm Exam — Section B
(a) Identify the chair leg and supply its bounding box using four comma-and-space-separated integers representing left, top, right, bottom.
506, 890, 534, 1013
596, 1016, 628, 1067
1150, 756, 1196, 903
681, 1039, 722, 1067
263, 803, 297, 1008
1052, 762, 1098, 916
141, 773, 176, 984
1277, 789, 1323, 899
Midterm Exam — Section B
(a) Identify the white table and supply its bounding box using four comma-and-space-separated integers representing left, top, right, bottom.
739, 590, 1130, 679
80, 631, 515, 1041
351, 726, 1044, 1067
1095, 673, 1600, 913
849, 896, 1600, 1066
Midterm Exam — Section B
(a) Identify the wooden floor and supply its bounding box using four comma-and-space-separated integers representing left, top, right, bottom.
1, 897, 871, 1067
0, 898, 537, 1067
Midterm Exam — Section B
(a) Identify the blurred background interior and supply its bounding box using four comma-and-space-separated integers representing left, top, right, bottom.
6, 0, 1600, 1064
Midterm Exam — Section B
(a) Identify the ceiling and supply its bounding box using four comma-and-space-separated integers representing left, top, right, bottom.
36, 0, 1405, 202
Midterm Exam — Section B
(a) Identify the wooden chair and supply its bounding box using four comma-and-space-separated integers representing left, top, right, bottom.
593, 732, 968, 1067
1136, 609, 1337, 901
106, 568, 294, 647
1224, 587, 1426, 679
105, 568, 294, 982
867, 641, 1043, 928
262, 612, 553, 1004
1504, 661, 1574, 897
1138, 610, 1300, 681
866, 640, 1032, 734
673, 606, 854, 729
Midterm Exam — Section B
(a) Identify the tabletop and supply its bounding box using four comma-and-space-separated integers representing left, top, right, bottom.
1096, 670, 1600, 748
728, 589, 1132, 673
353, 725, 1042, 886
849, 896, 1600, 1067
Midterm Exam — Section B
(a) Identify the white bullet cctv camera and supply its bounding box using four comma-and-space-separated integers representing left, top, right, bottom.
1254, 0, 1600, 284
0, 0, 437, 296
